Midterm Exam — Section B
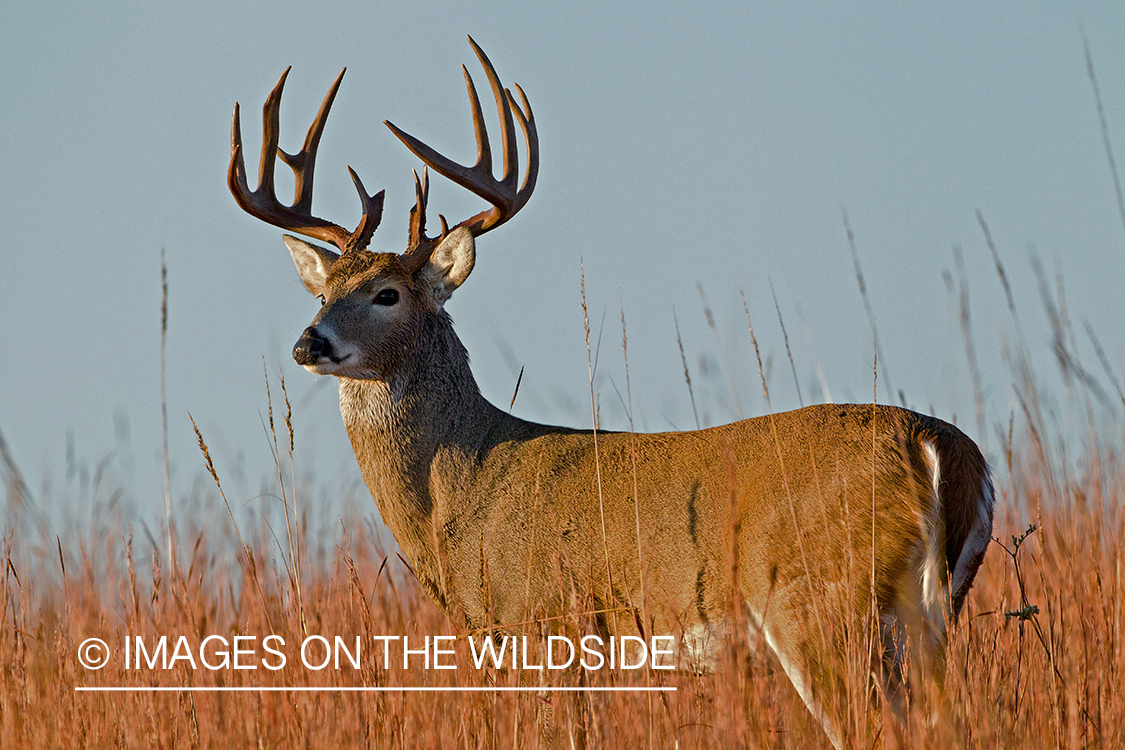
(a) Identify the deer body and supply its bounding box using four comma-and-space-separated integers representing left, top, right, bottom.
335, 304, 990, 642
229, 38, 993, 747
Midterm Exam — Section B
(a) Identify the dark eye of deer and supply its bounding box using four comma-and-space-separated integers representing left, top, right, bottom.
318, 294, 326, 306
374, 289, 399, 306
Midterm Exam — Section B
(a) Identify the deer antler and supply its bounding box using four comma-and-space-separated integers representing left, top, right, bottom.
386, 36, 538, 264
228, 68, 384, 254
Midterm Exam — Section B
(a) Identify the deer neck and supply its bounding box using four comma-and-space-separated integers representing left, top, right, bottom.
336, 310, 502, 605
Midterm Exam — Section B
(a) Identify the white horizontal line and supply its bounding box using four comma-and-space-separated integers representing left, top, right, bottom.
76, 686, 676, 693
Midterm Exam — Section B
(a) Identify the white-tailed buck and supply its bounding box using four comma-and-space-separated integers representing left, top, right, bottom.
229, 37, 993, 746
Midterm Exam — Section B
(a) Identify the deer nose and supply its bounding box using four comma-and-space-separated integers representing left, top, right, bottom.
293, 326, 330, 366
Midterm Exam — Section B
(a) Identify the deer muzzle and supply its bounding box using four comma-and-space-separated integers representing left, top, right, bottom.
293, 326, 331, 366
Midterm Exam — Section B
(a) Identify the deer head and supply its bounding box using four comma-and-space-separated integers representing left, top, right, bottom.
228, 37, 537, 380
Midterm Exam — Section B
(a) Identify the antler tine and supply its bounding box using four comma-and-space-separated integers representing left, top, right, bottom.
384, 36, 538, 243
228, 68, 383, 254
278, 69, 345, 216
461, 63, 494, 189
507, 82, 538, 216
347, 168, 386, 252
257, 67, 289, 205
468, 36, 519, 201
407, 167, 430, 250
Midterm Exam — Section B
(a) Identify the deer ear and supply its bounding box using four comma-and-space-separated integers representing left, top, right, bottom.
420, 227, 475, 307
284, 235, 340, 297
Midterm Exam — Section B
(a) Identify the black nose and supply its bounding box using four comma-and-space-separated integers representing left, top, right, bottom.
293, 326, 330, 366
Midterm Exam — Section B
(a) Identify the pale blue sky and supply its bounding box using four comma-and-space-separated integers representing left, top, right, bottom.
2, 1, 1122, 527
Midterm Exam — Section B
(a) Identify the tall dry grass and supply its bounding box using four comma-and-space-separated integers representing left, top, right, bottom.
2, 421, 1121, 747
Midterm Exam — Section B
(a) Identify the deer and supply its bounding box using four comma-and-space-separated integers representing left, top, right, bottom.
228, 37, 994, 747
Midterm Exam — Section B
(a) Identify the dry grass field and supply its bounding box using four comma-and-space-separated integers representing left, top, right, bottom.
2, 263, 1123, 748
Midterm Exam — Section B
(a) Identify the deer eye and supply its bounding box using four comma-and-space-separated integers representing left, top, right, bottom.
374, 288, 399, 306
317, 294, 326, 306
